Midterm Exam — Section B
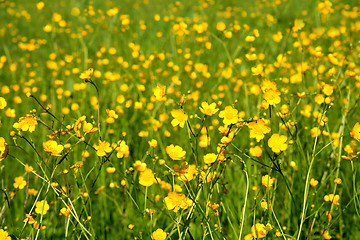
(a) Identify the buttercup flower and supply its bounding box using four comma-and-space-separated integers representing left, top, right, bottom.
262, 175, 275, 188
43, 140, 64, 156
93, 140, 112, 157
80, 68, 93, 81
268, 134, 288, 153
248, 119, 271, 142
203, 153, 217, 164
0, 97, 7, 109
0, 229, 11, 240
164, 191, 193, 212
263, 89, 281, 105
152, 228, 167, 240
153, 85, 166, 101
13, 176, 27, 189
171, 109, 188, 128
251, 223, 268, 238
139, 168, 156, 187
35, 200, 50, 215
0, 137, 9, 161
199, 102, 219, 116
166, 144, 186, 160
13, 114, 38, 132
219, 106, 238, 125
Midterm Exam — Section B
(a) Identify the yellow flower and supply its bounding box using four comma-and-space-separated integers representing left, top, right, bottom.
203, 153, 217, 164
83, 121, 98, 133
166, 144, 186, 160
0, 229, 11, 240
153, 85, 166, 102
106, 109, 118, 119
310, 178, 319, 187
263, 89, 281, 105
13, 114, 38, 132
262, 175, 275, 188
249, 146, 262, 157
248, 119, 271, 142
13, 176, 27, 189
139, 168, 156, 187
350, 122, 360, 142
292, 19, 304, 32
59, 207, 71, 217
80, 68, 93, 80
35, 200, 50, 215
74, 115, 86, 137
164, 191, 193, 212
133, 160, 147, 172
43, 140, 64, 156
148, 139, 158, 148
152, 228, 167, 240
0, 137, 9, 161
199, 102, 219, 116
323, 194, 340, 205
93, 140, 112, 157
322, 84, 334, 96
219, 106, 238, 125
115, 140, 130, 158
268, 134, 288, 153
251, 223, 268, 238
0, 97, 7, 109
171, 109, 188, 128
323, 230, 331, 239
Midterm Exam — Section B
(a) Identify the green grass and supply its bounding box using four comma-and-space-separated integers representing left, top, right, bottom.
0, 0, 360, 239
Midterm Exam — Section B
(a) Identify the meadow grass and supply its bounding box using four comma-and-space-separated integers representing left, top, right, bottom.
0, 0, 360, 239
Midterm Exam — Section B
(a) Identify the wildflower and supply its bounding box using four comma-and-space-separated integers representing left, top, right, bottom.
106, 109, 118, 119
13, 176, 27, 189
203, 153, 217, 164
13, 114, 38, 132
128, 224, 135, 230
324, 194, 340, 205
268, 134, 288, 153
153, 85, 166, 101
350, 122, 360, 142
166, 144, 186, 160
262, 175, 275, 188
93, 140, 112, 157
292, 19, 304, 32
176, 164, 197, 181
310, 178, 319, 187
323, 231, 331, 239
0, 97, 7, 109
43, 140, 64, 156
263, 89, 281, 105
322, 84, 334, 96
35, 200, 50, 215
248, 119, 271, 142
164, 191, 193, 212
59, 207, 71, 217
139, 168, 156, 187
115, 140, 130, 158
249, 146, 262, 157
219, 106, 238, 125
80, 68, 93, 81
334, 178, 342, 184
171, 109, 188, 128
0, 137, 9, 161
83, 121, 98, 133
24, 214, 36, 224
0, 229, 11, 240
261, 199, 271, 210
148, 139, 158, 148
251, 223, 268, 238
199, 102, 219, 116
152, 228, 167, 240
